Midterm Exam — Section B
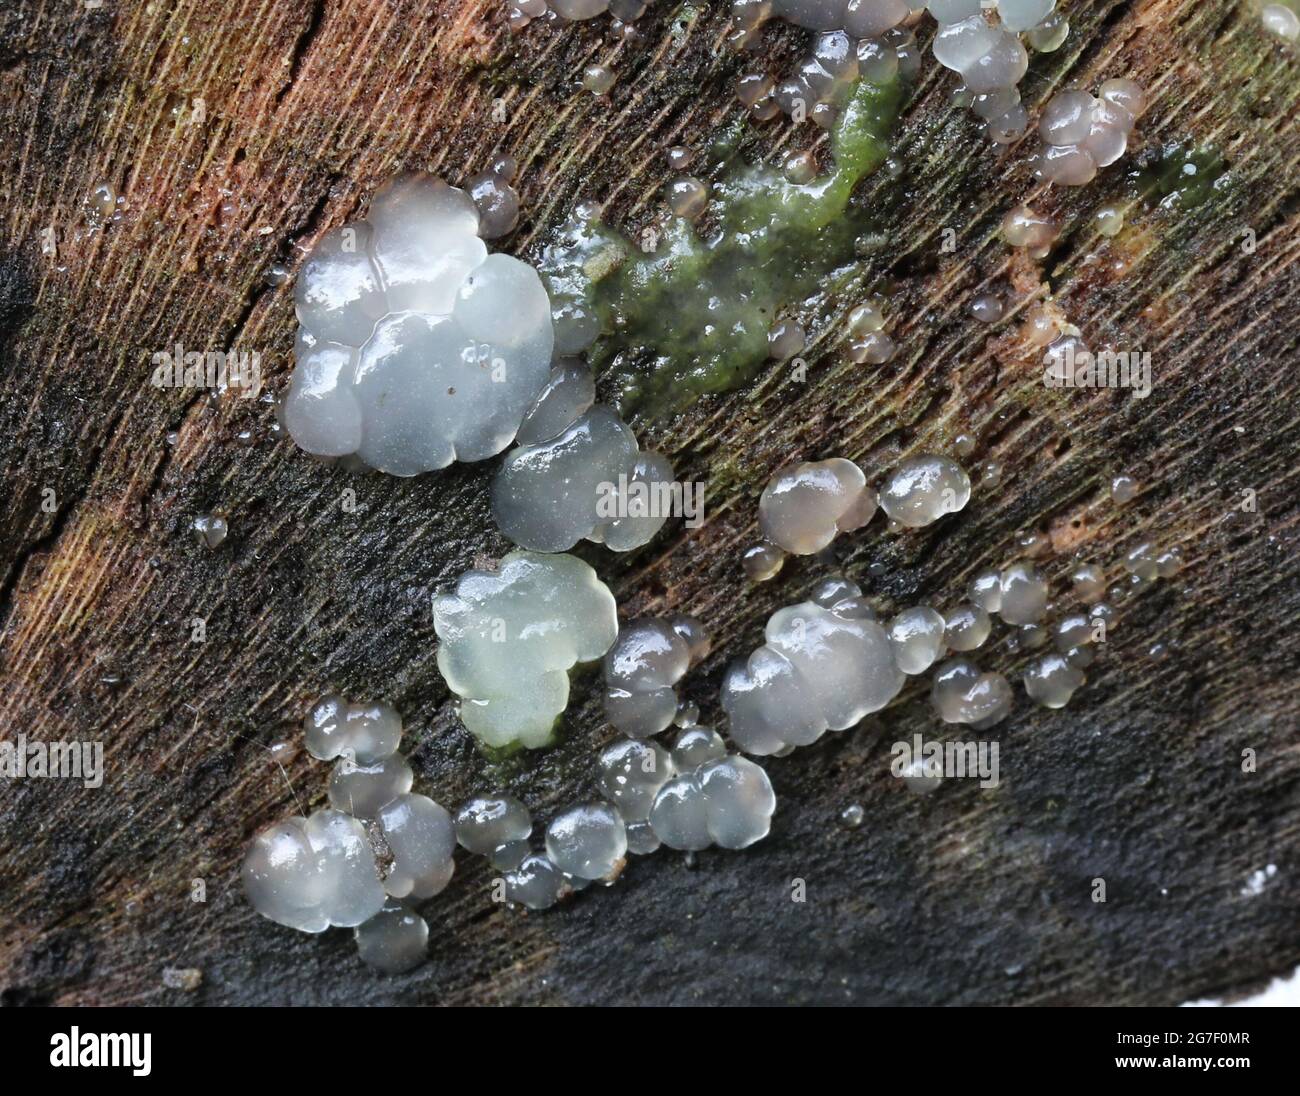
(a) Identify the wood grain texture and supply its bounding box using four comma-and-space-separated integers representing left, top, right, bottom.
0, 0, 1297, 1006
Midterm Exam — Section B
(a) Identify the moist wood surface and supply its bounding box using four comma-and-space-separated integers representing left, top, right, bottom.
0, 0, 1297, 1006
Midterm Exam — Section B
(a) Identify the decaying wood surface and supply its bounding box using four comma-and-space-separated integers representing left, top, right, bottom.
0, 0, 1297, 1006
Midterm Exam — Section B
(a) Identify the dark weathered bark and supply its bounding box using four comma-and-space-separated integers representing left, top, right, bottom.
0, 0, 1297, 1006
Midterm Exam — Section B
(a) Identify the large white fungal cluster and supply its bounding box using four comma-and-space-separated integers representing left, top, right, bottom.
492, 360, 675, 553
242, 696, 455, 974
602, 615, 711, 737
1034, 80, 1146, 186
433, 552, 618, 750
284, 172, 552, 475
722, 576, 904, 756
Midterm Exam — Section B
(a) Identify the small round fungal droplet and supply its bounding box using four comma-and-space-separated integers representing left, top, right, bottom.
944, 603, 992, 652
1023, 652, 1085, 708
378, 793, 456, 899
672, 726, 727, 770
759, 457, 876, 554
1262, 3, 1300, 41
742, 541, 786, 581
663, 177, 709, 224
930, 659, 1013, 728
455, 793, 532, 855
504, 853, 568, 910
665, 145, 695, 171
328, 753, 414, 820
840, 803, 865, 828
582, 64, 617, 95
783, 150, 818, 184
603, 618, 694, 738
900, 756, 943, 795
192, 513, 228, 549
599, 739, 676, 821
878, 454, 971, 528
998, 561, 1049, 625
355, 899, 428, 974
1110, 474, 1140, 503
1094, 203, 1125, 237
767, 320, 807, 360
969, 292, 1003, 323
545, 802, 627, 881
888, 606, 947, 674
1071, 564, 1107, 604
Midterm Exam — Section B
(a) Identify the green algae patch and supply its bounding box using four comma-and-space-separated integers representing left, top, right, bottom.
1129, 142, 1230, 211
537, 76, 904, 419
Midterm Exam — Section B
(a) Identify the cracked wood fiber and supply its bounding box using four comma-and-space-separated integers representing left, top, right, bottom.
0, 0, 1297, 1006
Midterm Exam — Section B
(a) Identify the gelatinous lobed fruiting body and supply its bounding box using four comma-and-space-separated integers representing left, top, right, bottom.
649, 754, 777, 851
283, 173, 553, 475
721, 577, 903, 756
1034, 80, 1145, 187
930, 658, 1013, 728
244, 697, 456, 974
545, 802, 628, 880
433, 552, 618, 750
603, 615, 711, 737
492, 360, 676, 553
759, 457, 877, 554
878, 454, 971, 527
242, 810, 386, 933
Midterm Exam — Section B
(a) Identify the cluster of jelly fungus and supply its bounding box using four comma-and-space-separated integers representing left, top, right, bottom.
721, 576, 903, 756
244, 697, 456, 974
491, 359, 675, 553
283, 173, 553, 475
433, 552, 618, 750
603, 615, 711, 737
536, 72, 904, 416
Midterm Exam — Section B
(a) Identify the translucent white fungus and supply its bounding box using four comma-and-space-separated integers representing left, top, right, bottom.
1262, 3, 1300, 41
599, 738, 676, 821
468, 159, 522, 239
878, 454, 971, 528
192, 513, 228, 549
759, 458, 877, 554
284, 173, 553, 475
545, 802, 628, 880
433, 552, 618, 749
1124, 540, 1159, 582
721, 584, 904, 756
672, 726, 727, 770
455, 793, 532, 857
887, 606, 946, 674
1071, 563, 1107, 603
1023, 651, 1085, 708
378, 793, 456, 899
649, 754, 776, 850
328, 753, 414, 819
242, 810, 386, 932
900, 755, 943, 795
930, 658, 1013, 728
492, 403, 675, 553
743, 541, 786, 581
625, 820, 661, 855
504, 852, 568, 910
1001, 204, 1059, 256
603, 616, 707, 737
768, 320, 808, 360
304, 695, 403, 764
968, 567, 1003, 613
355, 899, 428, 974
943, 603, 992, 651
998, 561, 1049, 625
583, 64, 617, 95
969, 292, 1004, 323
515, 358, 595, 446
1035, 81, 1144, 186
1110, 473, 1140, 503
